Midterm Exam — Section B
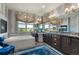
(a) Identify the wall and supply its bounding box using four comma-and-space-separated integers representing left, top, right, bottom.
0, 13, 8, 38
56, 4, 65, 16
0, 3, 8, 38
8, 9, 16, 35
8, 3, 79, 33
8, 10, 31, 36
56, 3, 79, 32
69, 13, 79, 32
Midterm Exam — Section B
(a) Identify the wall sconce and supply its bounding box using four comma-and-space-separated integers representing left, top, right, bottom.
65, 5, 77, 14
70, 5, 75, 11
65, 8, 70, 13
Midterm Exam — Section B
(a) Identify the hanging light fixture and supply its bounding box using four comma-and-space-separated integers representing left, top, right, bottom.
48, 14, 54, 18
48, 13, 58, 19
65, 8, 70, 13
35, 16, 42, 24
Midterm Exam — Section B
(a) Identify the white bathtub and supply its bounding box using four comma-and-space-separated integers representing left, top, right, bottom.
4, 35, 35, 52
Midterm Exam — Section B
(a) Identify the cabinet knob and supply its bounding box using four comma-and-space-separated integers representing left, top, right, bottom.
54, 38, 57, 40
54, 43, 57, 45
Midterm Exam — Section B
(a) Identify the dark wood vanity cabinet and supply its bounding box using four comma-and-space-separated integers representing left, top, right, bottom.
51, 35, 61, 50
70, 38, 79, 55
43, 33, 52, 45
43, 33, 79, 55
60, 36, 79, 55
61, 36, 71, 54
43, 34, 61, 51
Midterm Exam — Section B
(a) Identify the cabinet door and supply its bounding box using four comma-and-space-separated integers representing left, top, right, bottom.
61, 36, 71, 54
47, 34, 52, 45
43, 34, 52, 45
43, 34, 48, 43
70, 38, 79, 55
51, 35, 60, 50
43, 34, 46, 42
54, 37, 60, 49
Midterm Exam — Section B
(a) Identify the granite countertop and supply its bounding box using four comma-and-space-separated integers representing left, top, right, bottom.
32, 31, 79, 38
37, 32, 79, 38
49, 32, 79, 38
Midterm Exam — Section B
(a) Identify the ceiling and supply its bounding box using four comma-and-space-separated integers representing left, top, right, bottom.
6, 3, 62, 16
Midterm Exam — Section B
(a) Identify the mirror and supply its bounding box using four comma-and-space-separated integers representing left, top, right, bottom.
0, 19, 7, 33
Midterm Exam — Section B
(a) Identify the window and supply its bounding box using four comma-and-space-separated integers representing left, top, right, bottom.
17, 21, 26, 28
16, 21, 34, 33
44, 24, 50, 32
44, 24, 49, 28
17, 21, 27, 32
39, 24, 43, 29
50, 24, 57, 31
27, 24, 34, 32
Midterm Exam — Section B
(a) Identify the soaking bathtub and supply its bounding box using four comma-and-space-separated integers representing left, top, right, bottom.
4, 35, 35, 52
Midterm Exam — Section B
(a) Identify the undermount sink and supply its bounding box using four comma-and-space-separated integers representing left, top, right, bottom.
70, 33, 79, 36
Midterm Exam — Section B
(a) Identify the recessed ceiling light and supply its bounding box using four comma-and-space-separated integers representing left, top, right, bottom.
42, 5, 45, 8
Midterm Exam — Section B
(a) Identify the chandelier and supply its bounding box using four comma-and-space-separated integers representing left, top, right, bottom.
16, 11, 35, 23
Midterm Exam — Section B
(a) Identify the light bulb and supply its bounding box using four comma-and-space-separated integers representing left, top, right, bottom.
65, 8, 69, 13
42, 5, 45, 8
70, 5, 75, 11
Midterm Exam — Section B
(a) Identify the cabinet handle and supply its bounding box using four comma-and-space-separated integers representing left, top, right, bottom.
54, 38, 57, 40
54, 43, 57, 45
52, 35, 56, 37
